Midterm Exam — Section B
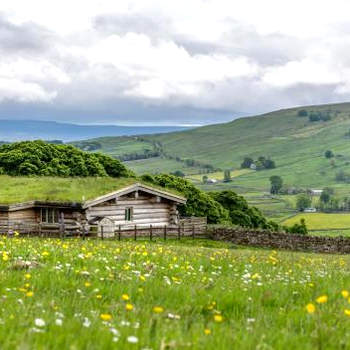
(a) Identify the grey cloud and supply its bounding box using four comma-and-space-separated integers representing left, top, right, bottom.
0, 15, 53, 54
93, 13, 172, 39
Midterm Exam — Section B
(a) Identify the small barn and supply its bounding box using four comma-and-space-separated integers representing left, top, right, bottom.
0, 180, 188, 237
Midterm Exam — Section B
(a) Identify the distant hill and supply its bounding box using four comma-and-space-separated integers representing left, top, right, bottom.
73, 102, 350, 192
0, 120, 190, 142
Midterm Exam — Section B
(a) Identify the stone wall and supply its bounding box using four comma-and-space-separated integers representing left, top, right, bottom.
208, 226, 350, 254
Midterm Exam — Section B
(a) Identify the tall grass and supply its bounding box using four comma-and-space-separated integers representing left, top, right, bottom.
1, 237, 350, 349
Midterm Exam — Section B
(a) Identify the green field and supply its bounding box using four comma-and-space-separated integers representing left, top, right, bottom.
2, 237, 350, 349
125, 157, 202, 175
186, 169, 252, 182
283, 213, 350, 230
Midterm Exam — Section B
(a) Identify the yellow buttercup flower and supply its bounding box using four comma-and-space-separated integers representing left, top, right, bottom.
204, 328, 211, 335
24, 273, 31, 280
344, 309, 350, 316
26, 291, 34, 297
316, 295, 327, 304
125, 303, 133, 311
306, 303, 315, 314
100, 313, 112, 321
342, 290, 349, 298
122, 294, 130, 301
153, 306, 164, 313
214, 314, 223, 323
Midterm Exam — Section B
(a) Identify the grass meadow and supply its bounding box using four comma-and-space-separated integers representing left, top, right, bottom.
2, 237, 350, 349
283, 213, 350, 230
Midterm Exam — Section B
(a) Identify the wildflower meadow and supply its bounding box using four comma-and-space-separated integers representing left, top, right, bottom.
1, 237, 350, 349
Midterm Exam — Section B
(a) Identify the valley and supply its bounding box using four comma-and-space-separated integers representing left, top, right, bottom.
71, 102, 350, 229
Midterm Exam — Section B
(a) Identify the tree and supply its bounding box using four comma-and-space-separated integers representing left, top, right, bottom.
263, 159, 276, 169
241, 157, 254, 169
171, 170, 185, 178
209, 190, 274, 229
269, 176, 283, 194
284, 218, 308, 235
296, 194, 312, 211
202, 175, 208, 184
324, 150, 334, 159
223, 170, 231, 182
151, 174, 230, 224
298, 109, 308, 117
320, 187, 334, 203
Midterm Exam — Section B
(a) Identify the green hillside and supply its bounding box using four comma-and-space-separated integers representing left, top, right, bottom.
71, 102, 350, 223
73, 102, 350, 189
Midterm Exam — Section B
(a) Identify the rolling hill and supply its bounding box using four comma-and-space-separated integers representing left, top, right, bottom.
72, 102, 350, 187
71, 102, 350, 221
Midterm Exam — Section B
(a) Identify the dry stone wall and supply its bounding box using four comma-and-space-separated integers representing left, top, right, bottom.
208, 227, 350, 254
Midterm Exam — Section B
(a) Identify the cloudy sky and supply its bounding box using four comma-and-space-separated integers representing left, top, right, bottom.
1, 0, 350, 125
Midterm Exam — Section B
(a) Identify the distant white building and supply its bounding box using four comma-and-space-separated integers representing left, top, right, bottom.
250, 163, 257, 170
207, 178, 218, 184
310, 189, 323, 196
304, 208, 317, 213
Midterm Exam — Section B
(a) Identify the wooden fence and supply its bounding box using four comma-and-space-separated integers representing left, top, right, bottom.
0, 217, 208, 241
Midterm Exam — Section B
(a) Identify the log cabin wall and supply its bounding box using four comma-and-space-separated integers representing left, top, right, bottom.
86, 191, 174, 228
0, 211, 8, 233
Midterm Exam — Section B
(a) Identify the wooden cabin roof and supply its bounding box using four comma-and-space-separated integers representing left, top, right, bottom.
0, 176, 186, 208
83, 183, 186, 208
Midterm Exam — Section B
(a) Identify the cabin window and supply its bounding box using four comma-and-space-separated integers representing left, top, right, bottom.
41, 208, 59, 224
125, 207, 133, 221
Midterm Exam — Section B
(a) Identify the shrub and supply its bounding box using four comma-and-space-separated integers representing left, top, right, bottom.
150, 174, 230, 224
0, 141, 132, 178
284, 218, 308, 235
324, 150, 334, 158
296, 194, 312, 211
209, 190, 275, 230
297, 109, 308, 117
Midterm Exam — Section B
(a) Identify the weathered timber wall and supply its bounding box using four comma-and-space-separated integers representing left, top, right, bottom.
208, 227, 350, 254
180, 217, 207, 236
86, 194, 172, 227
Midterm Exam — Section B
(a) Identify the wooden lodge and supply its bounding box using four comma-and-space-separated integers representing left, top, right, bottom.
0, 182, 207, 237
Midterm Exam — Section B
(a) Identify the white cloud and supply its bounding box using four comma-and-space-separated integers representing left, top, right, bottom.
1, 0, 350, 122
0, 77, 56, 102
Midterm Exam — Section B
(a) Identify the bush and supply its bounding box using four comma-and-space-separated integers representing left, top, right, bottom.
170, 170, 185, 178
284, 218, 308, 235
324, 150, 334, 159
209, 190, 276, 230
241, 157, 254, 169
150, 174, 230, 224
241, 156, 276, 170
147, 175, 277, 229
0, 141, 133, 178
297, 109, 308, 117
296, 194, 312, 211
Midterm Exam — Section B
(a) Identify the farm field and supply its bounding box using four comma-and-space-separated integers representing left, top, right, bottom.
2, 237, 350, 349
125, 157, 202, 175
283, 213, 350, 230
186, 169, 252, 182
